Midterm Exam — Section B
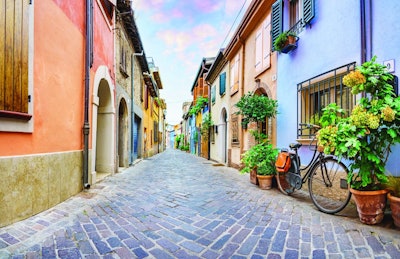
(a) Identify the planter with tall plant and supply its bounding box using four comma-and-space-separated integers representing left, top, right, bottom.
235, 92, 278, 185
240, 131, 279, 190
316, 56, 400, 224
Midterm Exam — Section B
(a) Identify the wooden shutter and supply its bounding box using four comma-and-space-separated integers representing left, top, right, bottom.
302, 0, 315, 24
0, 0, 29, 115
219, 72, 226, 95
271, 0, 283, 51
263, 18, 271, 70
255, 28, 262, 73
211, 85, 216, 103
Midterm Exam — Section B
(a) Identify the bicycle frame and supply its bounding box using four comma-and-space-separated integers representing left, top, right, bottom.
290, 143, 322, 187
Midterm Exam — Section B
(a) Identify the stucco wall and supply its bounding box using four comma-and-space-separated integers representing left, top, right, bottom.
276, 1, 400, 176
210, 65, 230, 164
277, 0, 361, 151
0, 151, 82, 227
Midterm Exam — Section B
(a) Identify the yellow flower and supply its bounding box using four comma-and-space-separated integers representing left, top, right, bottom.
343, 70, 366, 87
367, 113, 380, 129
381, 106, 395, 122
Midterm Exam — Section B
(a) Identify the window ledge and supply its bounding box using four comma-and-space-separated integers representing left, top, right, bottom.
0, 110, 32, 121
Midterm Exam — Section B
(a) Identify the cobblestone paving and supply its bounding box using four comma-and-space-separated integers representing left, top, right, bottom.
1, 148, 400, 258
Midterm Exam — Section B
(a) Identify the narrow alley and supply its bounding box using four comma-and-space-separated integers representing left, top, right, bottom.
1, 148, 400, 258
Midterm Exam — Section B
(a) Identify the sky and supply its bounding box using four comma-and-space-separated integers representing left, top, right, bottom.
133, 0, 251, 125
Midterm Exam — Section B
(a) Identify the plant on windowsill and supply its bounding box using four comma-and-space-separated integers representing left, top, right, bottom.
273, 31, 298, 54
316, 56, 400, 224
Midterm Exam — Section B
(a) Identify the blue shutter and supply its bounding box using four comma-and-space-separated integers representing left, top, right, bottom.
219, 72, 226, 95
211, 86, 216, 104
302, 0, 315, 24
271, 0, 283, 51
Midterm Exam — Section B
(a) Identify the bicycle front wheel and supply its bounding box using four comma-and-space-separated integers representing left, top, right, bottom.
308, 157, 351, 214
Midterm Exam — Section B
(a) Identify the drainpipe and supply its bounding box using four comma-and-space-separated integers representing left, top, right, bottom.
239, 36, 245, 155
360, 0, 367, 64
83, 0, 92, 189
207, 81, 211, 160
130, 54, 134, 165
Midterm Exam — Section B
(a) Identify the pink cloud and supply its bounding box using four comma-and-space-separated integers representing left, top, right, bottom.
193, 0, 222, 13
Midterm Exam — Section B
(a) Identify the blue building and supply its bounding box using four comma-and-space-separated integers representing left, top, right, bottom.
274, 0, 400, 175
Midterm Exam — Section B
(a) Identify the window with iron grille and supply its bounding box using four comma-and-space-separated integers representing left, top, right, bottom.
297, 62, 357, 138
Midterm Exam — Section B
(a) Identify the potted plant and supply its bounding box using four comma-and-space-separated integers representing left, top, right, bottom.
255, 145, 279, 190
235, 92, 278, 184
240, 131, 279, 189
317, 56, 400, 224
273, 31, 298, 53
384, 175, 400, 228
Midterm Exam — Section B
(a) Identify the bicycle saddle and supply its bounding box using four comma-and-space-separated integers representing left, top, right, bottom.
289, 143, 302, 149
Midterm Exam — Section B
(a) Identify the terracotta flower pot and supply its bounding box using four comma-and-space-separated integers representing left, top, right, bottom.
256, 175, 274, 190
388, 193, 400, 228
250, 168, 258, 185
349, 188, 388, 225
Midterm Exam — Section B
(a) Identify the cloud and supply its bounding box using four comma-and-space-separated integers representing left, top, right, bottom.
193, 0, 223, 13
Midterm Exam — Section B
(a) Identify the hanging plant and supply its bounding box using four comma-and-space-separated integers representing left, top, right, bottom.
201, 113, 214, 140
235, 92, 278, 127
189, 97, 208, 116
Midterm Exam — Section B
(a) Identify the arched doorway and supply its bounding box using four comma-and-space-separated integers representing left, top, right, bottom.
220, 108, 228, 164
91, 66, 115, 184
118, 98, 128, 168
254, 84, 274, 141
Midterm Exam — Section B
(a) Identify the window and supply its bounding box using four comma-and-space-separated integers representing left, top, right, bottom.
290, 0, 302, 28
154, 121, 158, 142
255, 16, 271, 74
211, 85, 216, 104
219, 72, 226, 95
0, 0, 30, 121
144, 85, 148, 109
99, 0, 115, 26
120, 45, 128, 77
298, 63, 357, 138
271, 0, 315, 49
230, 54, 240, 95
231, 114, 239, 144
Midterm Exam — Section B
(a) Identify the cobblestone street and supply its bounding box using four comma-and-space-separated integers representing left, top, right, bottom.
1, 148, 400, 258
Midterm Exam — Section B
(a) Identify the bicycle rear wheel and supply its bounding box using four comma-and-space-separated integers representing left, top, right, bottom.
276, 172, 295, 195
308, 157, 351, 214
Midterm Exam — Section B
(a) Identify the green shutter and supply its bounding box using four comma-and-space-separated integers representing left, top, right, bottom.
219, 72, 226, 95
302, 0, 315, 24
271, 0, 283, 51
211, 86, 216, 104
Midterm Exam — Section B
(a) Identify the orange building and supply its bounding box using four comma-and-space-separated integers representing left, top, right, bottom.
0, 0, 115, 227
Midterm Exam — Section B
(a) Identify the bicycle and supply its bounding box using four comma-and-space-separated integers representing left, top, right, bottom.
275, 123, 351, 214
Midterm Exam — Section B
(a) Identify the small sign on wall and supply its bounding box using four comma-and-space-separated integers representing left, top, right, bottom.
383, 59, 395, 73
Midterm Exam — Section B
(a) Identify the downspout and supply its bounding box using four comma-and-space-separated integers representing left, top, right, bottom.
239, 36, 245, 155
83, 0, 92, 189
207, 81, 211, 160
130, 54, 134, 165
360, 0, 372, 63
360, 0, 366, 64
